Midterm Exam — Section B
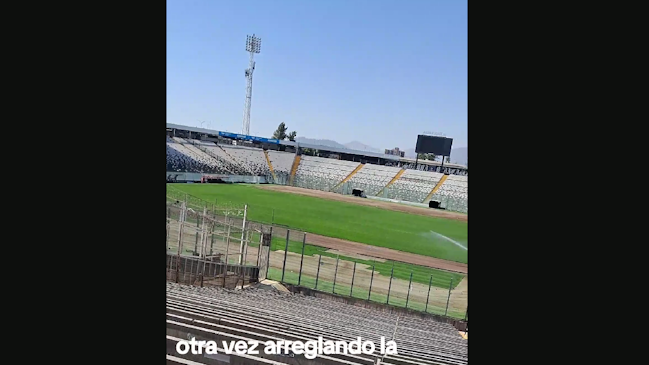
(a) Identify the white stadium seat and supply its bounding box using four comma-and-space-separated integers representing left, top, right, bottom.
293, 155, 361, 192
166, 137, 467, 212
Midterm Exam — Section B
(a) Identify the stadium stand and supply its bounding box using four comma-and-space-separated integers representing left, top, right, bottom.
167, 142, 222, 173
168, 139, 243, 174
387, 169, 445, 204
220, 145, 270, 176
340, 164, 403, 196
167, 282, 468, 365
266, 150, 295, 184
424, 175, 449, 203
192, 139, 218, 146
430, 175, 468, 213
167, 139, 232, 174
267, 150, 295, 174
195, 144, 251, 175
167, 144, 196, 172
166, 134, 468, 212
293, 156, 361, 192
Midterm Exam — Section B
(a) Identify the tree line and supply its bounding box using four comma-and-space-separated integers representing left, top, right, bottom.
271, 122, 297, 141
417, 153, 451, 163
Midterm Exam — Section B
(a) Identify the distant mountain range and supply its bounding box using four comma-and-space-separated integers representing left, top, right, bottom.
294, 137, 347, 149
344, 141, 382, 153
294, 137, 467, 166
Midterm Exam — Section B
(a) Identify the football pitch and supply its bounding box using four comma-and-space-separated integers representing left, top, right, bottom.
169, 183, 468, 264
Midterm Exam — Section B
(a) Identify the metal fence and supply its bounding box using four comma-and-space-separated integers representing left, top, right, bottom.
263, 230, 469, 321
166, 185, 245, 214
166, 190, 266, 289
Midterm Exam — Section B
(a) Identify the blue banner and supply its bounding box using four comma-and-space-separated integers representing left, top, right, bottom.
218, 131, 279, 144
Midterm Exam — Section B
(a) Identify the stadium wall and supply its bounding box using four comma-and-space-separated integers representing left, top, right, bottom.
204, 175, 271, 184
166, 172, 272, 184
166, 171, 202, 182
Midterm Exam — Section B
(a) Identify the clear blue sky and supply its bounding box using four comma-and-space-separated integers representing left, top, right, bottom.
167, 0, 467, 150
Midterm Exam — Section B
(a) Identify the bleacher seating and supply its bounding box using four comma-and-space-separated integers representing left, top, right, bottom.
267, 150, 295, 174
172, 137, 188, 144
167, 143, 198, 172
167, 282, 468, 365
166, 138, 259, 175
167, 142, 225, 174
294, 156, 361, 192
166, 136, 468, 212
168, 139, 246, 174
220, 145, 270, 176
387, 169, 444, 203
191, 139, 217, 146
341, 164, 403, 196
199, 144, 256, 175
431, 175, 468, 213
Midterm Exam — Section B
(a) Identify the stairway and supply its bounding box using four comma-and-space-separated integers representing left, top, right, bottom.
263, 150, 277, 181
423, 174, 449, 203
288, 155, 301, 186
377, 168, 406, 196
330, 163, 364, 191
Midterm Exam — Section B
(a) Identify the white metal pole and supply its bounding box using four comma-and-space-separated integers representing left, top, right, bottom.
177, 202, 186, 256
238, 205, 248, 265
199, 207, 207, 258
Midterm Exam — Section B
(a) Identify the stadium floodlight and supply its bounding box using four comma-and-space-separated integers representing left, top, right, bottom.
245, 34, 261, 54
242, 34, 261, 136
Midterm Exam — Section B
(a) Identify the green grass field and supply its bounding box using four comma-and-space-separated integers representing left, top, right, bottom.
168, 184, 467, 264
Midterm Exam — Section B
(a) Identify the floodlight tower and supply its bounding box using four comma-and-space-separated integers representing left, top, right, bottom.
242, 34, 261, 136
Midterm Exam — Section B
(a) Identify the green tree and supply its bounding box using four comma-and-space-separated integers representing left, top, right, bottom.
301, 148, 315, 156
417, 153, 436, 161
272, 122, 288, 140
287, 131, 297, 141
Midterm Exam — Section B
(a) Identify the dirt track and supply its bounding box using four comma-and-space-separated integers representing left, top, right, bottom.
303, 233, 467, 274
258, 185, 468, 274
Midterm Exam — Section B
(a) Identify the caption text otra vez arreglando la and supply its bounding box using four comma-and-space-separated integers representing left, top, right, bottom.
176, 336, 398, 360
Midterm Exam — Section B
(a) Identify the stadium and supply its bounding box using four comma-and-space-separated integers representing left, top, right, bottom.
166, 123, 468, 365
